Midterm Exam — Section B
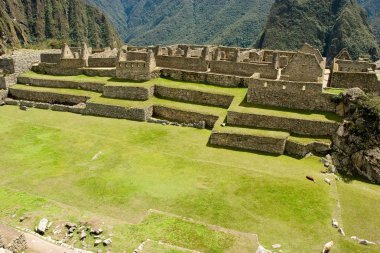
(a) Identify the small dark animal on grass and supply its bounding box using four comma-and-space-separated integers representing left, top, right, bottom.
306, 176, 316, 183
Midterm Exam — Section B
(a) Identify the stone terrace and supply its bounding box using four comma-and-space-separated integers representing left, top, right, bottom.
3, 42, 371, 157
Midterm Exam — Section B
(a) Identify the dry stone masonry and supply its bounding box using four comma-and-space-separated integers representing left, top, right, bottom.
1, 42, 379, 182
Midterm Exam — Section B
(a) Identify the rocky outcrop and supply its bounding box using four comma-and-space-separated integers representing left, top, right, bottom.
332, 88, 380, 184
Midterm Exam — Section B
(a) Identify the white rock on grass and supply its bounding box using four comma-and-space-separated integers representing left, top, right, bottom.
103, 238, 112, 246
272, 244, 281, 249
256, 245, 270, 253
322, 241, 334, 253
36, 218, 49, 235
338, 227, 345, 236
332, 219, 339, 228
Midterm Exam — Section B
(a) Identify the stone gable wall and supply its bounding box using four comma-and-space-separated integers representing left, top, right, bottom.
283, 53, 323, 82
334, 59, 375, 72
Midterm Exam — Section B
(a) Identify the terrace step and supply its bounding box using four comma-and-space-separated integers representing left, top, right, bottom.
210, 125, 290, 155
17, 72, 109, 92
226, 107, 340, 136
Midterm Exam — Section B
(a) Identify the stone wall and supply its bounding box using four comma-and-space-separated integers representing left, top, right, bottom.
9, 88, 90, 105
160, 69, 250, 87
5, 234, 27, 252
285, 140, 331, 157
103, 85, 153, 100
41, 53, 61, 64
282, 52, 323, 82
84, 102, 152, 121
330, 72, 380, 94
247, 78, 336, 112
210, 61, 277, 79
0, 58, 14, 74
153, 105, 218, 129
334, 59, 375, 72
33, 64, 116, 77
154, 85, 234, 108
209, 131, 286, 154
156, 56, 208, 72
18, 76, 105, 92
88, 57, 117, 68
227, 111, 339, 136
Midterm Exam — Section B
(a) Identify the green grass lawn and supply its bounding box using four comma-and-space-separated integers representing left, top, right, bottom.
0, 106, 378, 252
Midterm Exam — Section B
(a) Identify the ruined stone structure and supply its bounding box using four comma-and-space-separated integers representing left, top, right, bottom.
330, 49, 380, 95
1, 42, 379, 163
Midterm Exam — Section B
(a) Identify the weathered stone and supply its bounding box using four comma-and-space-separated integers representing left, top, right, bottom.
332, 219, 339, 228
80, 230, 87, 240
322, 241, 333, 253
94, 239, 102, 246
338, 227, 345, 236
272, 244, 281, 249
103, 238, 112, 246
256, 245, 270, 253
36, 218, 49, 235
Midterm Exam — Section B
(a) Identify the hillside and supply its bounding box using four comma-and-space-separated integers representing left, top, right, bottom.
0, 0, 120, 49
86, 0, 275, 47
358, 0, 380, 44
258, 0, 379, 60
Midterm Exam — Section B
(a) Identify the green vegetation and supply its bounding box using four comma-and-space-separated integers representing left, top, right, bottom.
258, 0, 379, 60
358, 0, 380, 44
0, 106, 379, 252
87, 0, 275, 47
0, 0, 120, 48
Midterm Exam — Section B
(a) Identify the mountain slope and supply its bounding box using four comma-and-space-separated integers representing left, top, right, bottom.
0, 0, 121, 49
358, 0, 380, 44
87, 0, 275, 47
258, 0, 379, 60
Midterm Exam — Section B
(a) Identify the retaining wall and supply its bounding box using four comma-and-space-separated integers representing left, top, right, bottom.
285, 140, 331, 157
18, 76, 105, 92
227, 111, 338, 136
9, 88, 90, 105
84, 102, 152, 121
41, 53, 61, 64
153, 105, 218, 129
154, 85, 234, 108
103, 85, 153, 100
209, 131, 286, 154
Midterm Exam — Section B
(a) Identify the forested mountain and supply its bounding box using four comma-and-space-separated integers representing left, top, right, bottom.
0, 0, 120, 49
86, 0, 275, 47
87, 0, 379, 58
258, 0, 379, 60
358, 0, 380, 44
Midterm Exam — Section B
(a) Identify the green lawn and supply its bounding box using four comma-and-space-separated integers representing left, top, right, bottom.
0, 106, 378, 252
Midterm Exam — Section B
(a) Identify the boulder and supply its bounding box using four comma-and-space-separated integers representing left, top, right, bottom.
36, 218, 49, 235
94, 239, 102, 246
80, 230, 87, 240
332, 219, 339, 228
